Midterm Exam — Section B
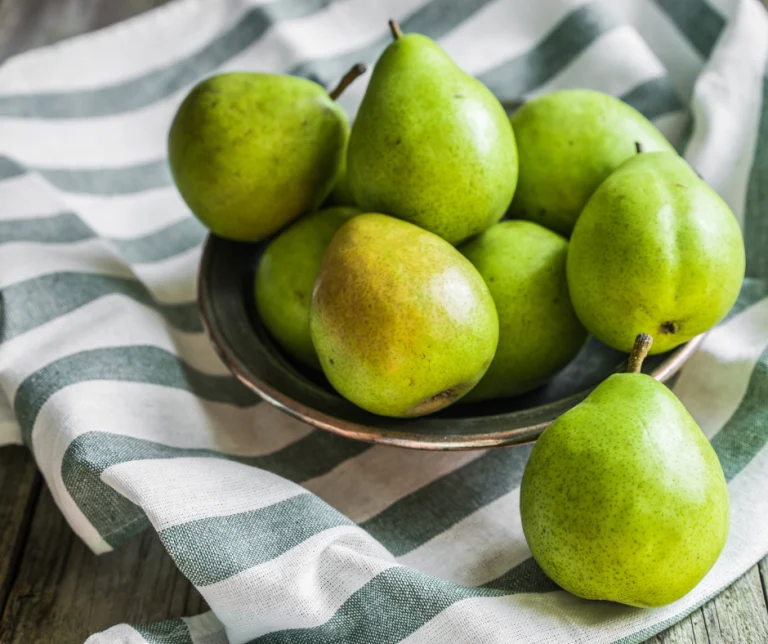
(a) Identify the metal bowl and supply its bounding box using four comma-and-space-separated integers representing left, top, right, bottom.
198, 234, 704, 450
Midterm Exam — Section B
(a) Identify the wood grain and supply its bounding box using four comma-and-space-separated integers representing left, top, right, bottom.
0, 447, 41, 616
0, 480, 206, 644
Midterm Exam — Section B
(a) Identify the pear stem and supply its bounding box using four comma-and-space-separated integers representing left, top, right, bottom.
389, 19, 403, 40
635, 141, 644, 154
627, 333, 653, 373
328, 63, 367, 100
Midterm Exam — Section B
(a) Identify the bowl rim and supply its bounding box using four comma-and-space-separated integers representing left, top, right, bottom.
198, 233, 706, 451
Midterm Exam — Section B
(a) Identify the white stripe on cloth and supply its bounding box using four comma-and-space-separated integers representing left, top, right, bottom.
84, 623, 151, 644
131, 246, 200, 302
397, 487, 530, 587
438, 0, 593, 74
0, 175, 191, 240
611, 0, 704, 98
34, 382, 295, 456
0, 1, 257, 94
303, 445, 484, 522
0, 239, 135, 289
0, 239, 198, 302
399, 440, 768, 644
674, 296, 768, 439
683, 0, 768, 223
65, 189, 191, 239
102, 457, 308, 531
525, 25, 666, 98
0, 173, 67, 220
0, 296, 226, 396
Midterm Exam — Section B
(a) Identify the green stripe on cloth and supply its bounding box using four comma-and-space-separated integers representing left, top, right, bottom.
730, 278, 768, 318
652, 0, 726, 58
110, 218, 204, 263
361, 445, 531, 556
0, 214, 204, 264
14, 346, 258, 444
133, 619, 194, 644
0, 155, 25, 179
744, 77, 768, 279
620, 76, 684, 120
252, 560, 554, 644
0, 272, 201, 341
37, 160, 171, 195
0, 0, 341, 119
712, 346, 768, 481
160, 493, 354, 586
0, 213, 93, 244
59, 430, 367, 548
478, 2, 619, 97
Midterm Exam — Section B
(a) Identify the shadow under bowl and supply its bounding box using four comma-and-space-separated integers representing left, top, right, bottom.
198, 234, 704, 450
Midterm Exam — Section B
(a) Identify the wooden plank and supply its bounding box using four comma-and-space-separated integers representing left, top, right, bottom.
646, 607, 709, 644
0, 482, 207, 644
0, 447, 41, 616
699, 566, 768, 643
648, 565, 768, 644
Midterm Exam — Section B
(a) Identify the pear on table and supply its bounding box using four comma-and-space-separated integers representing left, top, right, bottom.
509, 89, 675, 236
309, 213, 499, 417
567, 150, 745, 354
521, 334, 730, 607
460, 220, 587, 401
168, 64, 365, 241
347, 20, 518, 245
255, 206, 360, 368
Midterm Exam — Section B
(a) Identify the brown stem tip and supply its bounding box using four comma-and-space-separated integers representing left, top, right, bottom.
328, 63, 367, 100
389, 19, 403, 40
635, 141, 644, 154
627, 333, 653, 373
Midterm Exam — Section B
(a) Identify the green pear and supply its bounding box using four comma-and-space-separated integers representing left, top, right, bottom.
347, 21, 518, 245
460, 221, 587, 401
521, 334, 729, 607
168, 65, 365, 241
310, 213, 498, 417
509, 89, 675, 236
567, 151, 745, 355
255, 206, 360, 368
325, 144, 357, 207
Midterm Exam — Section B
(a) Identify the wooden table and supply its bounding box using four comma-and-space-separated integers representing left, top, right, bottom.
1, 1, 768, 642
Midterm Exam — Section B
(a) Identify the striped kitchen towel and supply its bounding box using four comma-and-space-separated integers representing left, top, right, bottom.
0, 0, 767, 642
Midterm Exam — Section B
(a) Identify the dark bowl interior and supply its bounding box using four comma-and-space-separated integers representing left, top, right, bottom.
198, 234, 704, 450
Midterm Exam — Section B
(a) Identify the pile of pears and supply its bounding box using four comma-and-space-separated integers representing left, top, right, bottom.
169, 21, 744, 608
